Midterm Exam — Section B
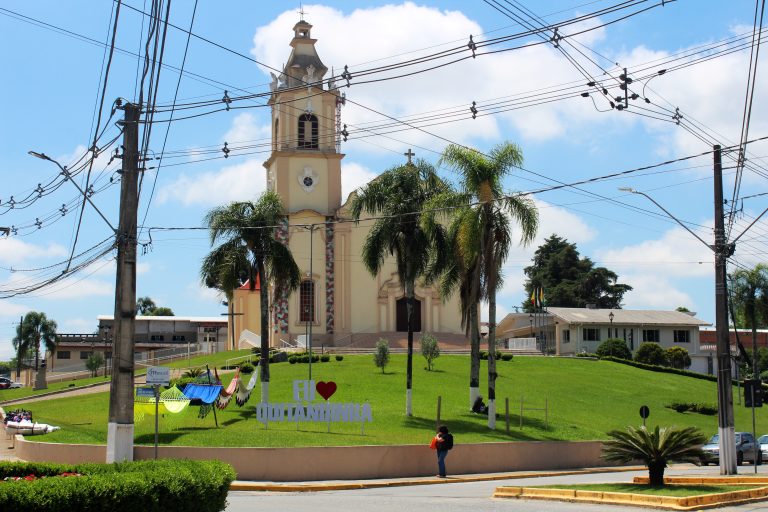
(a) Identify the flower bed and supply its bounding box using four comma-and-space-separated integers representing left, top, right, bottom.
0, 459, 235, 512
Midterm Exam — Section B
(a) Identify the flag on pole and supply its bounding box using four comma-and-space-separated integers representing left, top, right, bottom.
539, 288, 545, 307
530, 288, 536, 306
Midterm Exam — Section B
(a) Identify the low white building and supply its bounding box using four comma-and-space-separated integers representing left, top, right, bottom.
497, 307, 711, 373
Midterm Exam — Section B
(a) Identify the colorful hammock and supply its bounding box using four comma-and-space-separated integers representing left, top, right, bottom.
216, 369, 240, 410
182, 384, 223, 404
160, 385, 190, 414
236, 371, 259, 406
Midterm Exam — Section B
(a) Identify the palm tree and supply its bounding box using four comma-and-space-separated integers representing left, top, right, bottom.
438, 142, 538, 427
12, 311, 57, 374
351, 160, 449, 416
203, 191, 300, 403
603, 425, 706, 486
729, 264, 768, 379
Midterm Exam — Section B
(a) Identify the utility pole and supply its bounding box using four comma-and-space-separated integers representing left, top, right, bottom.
107, 103, 140, 463
713, 144, 737, 475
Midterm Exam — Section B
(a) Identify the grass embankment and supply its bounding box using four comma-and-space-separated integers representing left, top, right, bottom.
0, 350, 252, 402
538, 483, 757, 497
17, 354, 768, 447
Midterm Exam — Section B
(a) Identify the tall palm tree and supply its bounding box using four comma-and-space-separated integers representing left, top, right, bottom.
603, 425, 706, 486
439, 142, 538, 428
203, 191, 300, 403
730, 264, 768, 379
12, 311, 57, 374
351, 160, 449, 416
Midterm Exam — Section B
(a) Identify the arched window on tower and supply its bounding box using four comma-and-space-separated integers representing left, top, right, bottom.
298, 114, 319, 149
273, 118, 279, 151
299, 280, 315, 323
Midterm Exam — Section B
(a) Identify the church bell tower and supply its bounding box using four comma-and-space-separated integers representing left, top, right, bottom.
264, 20, 344, 215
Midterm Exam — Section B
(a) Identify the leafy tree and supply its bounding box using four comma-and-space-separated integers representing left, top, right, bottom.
147, 307, 174, 316
12, 311, 57, 374
85, 352, 104, 377
602, 425, 706, 486
374, 339, 390, 374
676, 306, 690, 313
435, 142, 538, 429
729, 264, 768, 378
136, 297, 157, 315
596, 338, 632, 360
203, 191, 301, 403
0, 361, 11, 376
665, 346, 691, 370
635, 342, 668, 366
522, 235, 632, 311
420, 333, 441, 371
351, 160, 449, 416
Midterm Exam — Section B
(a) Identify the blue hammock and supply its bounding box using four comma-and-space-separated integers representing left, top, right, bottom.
182, 384, 223, 404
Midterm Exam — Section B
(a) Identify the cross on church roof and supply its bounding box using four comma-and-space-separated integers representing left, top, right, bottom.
298, 3, 307, 21
404, 148, 415, 165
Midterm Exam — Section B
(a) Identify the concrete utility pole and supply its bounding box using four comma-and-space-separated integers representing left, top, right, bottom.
713, 144, 737, 475
107, 103, 140, 463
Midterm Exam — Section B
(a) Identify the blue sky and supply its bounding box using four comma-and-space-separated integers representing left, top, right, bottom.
1, 1, 766, 360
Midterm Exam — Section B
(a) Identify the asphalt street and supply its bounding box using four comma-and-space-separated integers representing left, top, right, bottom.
225, 466, 768, 512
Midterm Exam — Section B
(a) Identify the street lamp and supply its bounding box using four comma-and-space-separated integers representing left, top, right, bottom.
27, 151, 116, 232
304, 304, 312, 380
609, 311, 614, 339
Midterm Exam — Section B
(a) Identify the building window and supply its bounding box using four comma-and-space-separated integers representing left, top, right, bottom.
203, 334, 217, 343
57, 351, 71, 360
583, 328, 600, 342
300, 280, 315, 323
297, 114, 318, 149
172, 335, 186, 342
562, 329, 570, 343
273, 118, 279, 150
150, 335, 165, 341
105, 352, 112, 359
643, 329, 660, 343
203, 327, 218, 333
673, 330, 690, 343
80, 351, 92, 360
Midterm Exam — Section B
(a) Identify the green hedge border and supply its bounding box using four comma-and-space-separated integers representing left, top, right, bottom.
0, 459, 235, 512
600, 356, 719, 382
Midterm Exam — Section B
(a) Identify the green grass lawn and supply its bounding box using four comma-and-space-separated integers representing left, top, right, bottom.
0, 350, 252, 402
14, 354, 768, 447
539, 483, 757, 496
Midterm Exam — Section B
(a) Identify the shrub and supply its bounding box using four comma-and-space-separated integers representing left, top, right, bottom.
501, 353, 513, 361
420, 333, 440, 371
183, 367, 204, 378
320, 354, 330, 362
239, 363, 255, 374
601, 356, 718, 382
665, 346, 691, 370
635, 342, 668, 366
288, 356, 298, 364
576, 352, 598, 358
0, 459, 235, 512
300, 355, 310, 363
335, 355, 343, 361
595, 338, 632, 360
374, 339, 390, 373
479, 350, 489, 360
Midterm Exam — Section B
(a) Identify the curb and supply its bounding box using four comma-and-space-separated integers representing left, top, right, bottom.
229, 466, 644, 492
494, 482, 768, 510
0, 381, 111, 406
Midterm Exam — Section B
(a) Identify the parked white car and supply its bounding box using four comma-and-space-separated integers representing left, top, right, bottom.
0, 377, 23, 389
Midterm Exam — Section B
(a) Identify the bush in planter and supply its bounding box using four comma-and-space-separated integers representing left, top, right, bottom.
596, 338, 632, 360
335, 355, 343, 361
0, 459, 235, 512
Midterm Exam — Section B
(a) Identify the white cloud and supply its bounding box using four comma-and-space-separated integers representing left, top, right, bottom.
158, 158, 266, 206
0, 301, 29, 318
341, 161, 379, 202
223, 113, 271, 143
620, 273, 695, 311
0, 238, 67, 266
186, 281, 223, 304
61, 317, 96, 333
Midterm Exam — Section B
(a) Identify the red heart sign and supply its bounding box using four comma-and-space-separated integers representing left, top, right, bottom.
315, 381, 337, 401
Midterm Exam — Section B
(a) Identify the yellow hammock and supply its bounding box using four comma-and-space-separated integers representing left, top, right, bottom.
134, 385, 190, 421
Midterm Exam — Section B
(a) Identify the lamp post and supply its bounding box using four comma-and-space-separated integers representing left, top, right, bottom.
220, 301, 243, 352
609, 311, 614, 339
304, 304, 312, 380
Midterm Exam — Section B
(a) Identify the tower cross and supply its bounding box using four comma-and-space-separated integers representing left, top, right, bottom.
298, 3, 307, 21
404, 148, 415, 165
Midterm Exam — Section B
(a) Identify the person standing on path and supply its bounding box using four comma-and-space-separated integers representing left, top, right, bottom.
434, 425, 453, 477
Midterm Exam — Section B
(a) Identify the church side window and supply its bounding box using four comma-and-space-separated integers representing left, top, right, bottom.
273, 118, 279, 150
300, 280, 315, 322
297, 114, 318, 149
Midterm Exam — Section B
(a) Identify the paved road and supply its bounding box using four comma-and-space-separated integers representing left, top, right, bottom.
226, 466, 768, 512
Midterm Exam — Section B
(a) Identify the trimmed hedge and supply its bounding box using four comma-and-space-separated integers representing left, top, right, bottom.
601, 356, 718, 382
0, 459, 235, 512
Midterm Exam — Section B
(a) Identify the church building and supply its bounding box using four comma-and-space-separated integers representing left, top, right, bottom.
231, 19, 466, 350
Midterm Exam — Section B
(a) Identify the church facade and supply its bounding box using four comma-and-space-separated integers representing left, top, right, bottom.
231, 19, 466, 350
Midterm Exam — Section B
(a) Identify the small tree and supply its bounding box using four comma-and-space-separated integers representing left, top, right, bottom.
420, 333, 441, 371
602, 425, 706, 486
374, 339, 390, 374
596, 338, 632, 360
635, 342, 668, 366
85, 353, 104, 377
665, 347, 691, 369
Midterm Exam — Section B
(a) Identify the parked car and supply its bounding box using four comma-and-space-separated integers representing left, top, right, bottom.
759, 435, 768, 462
701, 432, 761, 466
0, 377, 23, 389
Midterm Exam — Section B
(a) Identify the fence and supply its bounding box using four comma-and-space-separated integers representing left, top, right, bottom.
507, 338, 537, 351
